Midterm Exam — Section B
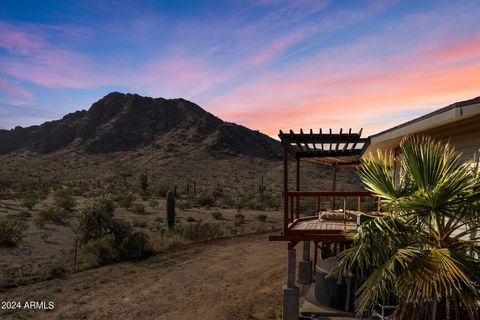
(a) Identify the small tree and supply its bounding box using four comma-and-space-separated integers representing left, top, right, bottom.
73, 195, 149, 267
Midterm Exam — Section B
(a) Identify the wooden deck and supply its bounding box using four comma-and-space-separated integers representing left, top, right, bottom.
291, 219, 357, 231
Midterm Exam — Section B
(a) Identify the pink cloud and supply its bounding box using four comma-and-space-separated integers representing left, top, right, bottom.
1, 50, 95, 89
0, 78, 33, 101
0, 22, 44, 54
0, 21, 100, 89
200, 32, 480, 137
245, 30, 306, 65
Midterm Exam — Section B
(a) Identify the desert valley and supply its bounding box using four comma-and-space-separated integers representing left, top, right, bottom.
0, 92, 362, 319
3, 2, 480, 319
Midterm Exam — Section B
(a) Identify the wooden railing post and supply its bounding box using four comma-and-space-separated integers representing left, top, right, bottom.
283, 142, 288, 234
296, 157, 300, 219
290, 196, 294, 222
331, 164, 337, 209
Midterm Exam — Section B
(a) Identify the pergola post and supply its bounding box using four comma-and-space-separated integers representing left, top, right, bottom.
275, 128, 370, 319
298, 241, 312, 284
331, 164, 337, 209
295, 157, 300, 219
283, 142, 289, 233
283, 246, 299, 320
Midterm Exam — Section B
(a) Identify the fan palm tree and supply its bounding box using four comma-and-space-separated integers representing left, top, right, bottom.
330, 135, 480, 319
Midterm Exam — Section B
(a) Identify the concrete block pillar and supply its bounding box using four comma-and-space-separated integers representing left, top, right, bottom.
283, 249, 299, 320
298, 241, 312, 284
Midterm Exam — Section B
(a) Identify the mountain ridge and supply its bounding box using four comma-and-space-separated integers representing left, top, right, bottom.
0, 92, 281, 159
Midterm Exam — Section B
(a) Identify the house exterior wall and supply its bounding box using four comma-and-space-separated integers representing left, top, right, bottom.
421, 114, 480, 160
369, 114, 480, 185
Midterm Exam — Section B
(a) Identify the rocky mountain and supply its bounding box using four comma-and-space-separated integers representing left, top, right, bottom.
0, 92, 280, 159
0, 92, 365, 191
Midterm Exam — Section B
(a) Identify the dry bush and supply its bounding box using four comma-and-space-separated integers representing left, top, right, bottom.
146, 232, 187, 253
73, 195, 151, 265
179, 222, 224, 242
54, 191, 76, 210
256, 214, 267, 222
37, 207, 70, 225
0, 217, 26, 247
21, 197, 37, 210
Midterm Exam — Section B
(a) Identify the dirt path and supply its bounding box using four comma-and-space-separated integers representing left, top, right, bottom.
1, 234, 290, 320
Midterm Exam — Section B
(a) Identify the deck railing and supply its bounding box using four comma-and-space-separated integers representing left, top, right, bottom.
283, 191, 378, 234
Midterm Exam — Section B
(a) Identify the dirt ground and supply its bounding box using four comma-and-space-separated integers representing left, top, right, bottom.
1, 234, 291, 320
0, 197, 282, 291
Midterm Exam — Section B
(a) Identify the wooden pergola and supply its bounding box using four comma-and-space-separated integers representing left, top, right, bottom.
270, 128, 374, 245
280, 128, 369, 167
271, 128, 376, 320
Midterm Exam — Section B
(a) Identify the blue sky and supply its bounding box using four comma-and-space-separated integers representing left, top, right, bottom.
1, 0, 480, 136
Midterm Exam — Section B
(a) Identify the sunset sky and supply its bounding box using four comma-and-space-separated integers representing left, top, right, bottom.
1, 0, 479, 137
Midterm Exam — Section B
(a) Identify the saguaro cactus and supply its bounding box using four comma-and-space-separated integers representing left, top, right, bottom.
166, 190, 175, 230
259, 175, 265, 201
140, 174, 148, 192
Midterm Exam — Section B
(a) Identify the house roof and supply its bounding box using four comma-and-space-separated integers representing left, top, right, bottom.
278, 128, 370, 167
368, 96, 480, 149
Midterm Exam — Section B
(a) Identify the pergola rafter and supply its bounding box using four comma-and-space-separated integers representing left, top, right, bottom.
279, 128, 370, 167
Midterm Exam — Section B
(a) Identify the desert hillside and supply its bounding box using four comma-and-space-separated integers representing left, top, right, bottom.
0, 93, 366, 320
0, 92, 364, 191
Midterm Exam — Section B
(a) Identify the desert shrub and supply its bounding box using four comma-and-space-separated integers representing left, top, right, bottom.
21, 197, 37, 210
54, 191, 76, 210
117, 193, 135, 209
155, 184, 172, 198
235, 213, 245, 224
73, 196, 150, 264
261, 192, 281, 211
256, 214, 267, 222
148, 199, 159, 208
140, 191, 150, 201
218, 192, 236, 208
73, 196, 116, 245
48, 264, 67, 279
68, 185, 88, 197
176, 199, 192, 210
0, 218, 25, 247
133, 203, 147, 215
228, 189, 281, 211
242, 304, 254, 319
117, 231, 149, 261
265, 308, 277, 320
8, 211, 31, 220
132, 220, 147, 228
37, 207, 70, 225
40, 230, 51, 242
182, 222, 223, 242
186, 216, 196, 222
211, 211, 222, 220
195, 191, 216, 207
83, 236, 116, 266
